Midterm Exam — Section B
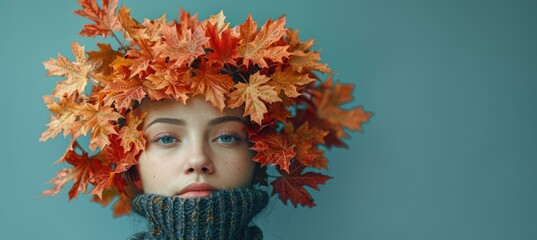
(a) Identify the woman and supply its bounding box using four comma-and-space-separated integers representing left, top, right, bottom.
131, 96, 268, 239
39, 0, 371, 239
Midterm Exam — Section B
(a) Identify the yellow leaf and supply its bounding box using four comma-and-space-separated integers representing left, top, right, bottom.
227, 72, 281, 124
43, 42, 92, 98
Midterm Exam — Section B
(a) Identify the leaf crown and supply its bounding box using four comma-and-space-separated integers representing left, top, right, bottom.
40, 0, 371, 217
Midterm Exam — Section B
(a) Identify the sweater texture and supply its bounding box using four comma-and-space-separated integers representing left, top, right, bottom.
129, 188, 268, 240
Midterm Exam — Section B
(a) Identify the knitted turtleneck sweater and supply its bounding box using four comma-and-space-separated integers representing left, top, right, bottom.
129, 188, 269, 240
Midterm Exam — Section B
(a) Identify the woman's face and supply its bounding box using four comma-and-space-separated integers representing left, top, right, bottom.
137, 96, 256, 198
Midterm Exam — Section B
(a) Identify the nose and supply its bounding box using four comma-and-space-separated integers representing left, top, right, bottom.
182, 139, 214, 174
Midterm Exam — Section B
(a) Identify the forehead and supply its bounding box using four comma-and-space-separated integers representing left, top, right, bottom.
141, 96, 244, 121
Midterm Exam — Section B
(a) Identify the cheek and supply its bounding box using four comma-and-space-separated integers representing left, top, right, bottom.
223, 153, 256, 186
137, 151, 178, 193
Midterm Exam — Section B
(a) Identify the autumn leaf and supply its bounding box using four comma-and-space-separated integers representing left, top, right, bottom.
262, 101, 291, 125
286, 29, 330, 73
313, 77, 371, 137
238, 15, 290, 68
206, 22, 239, 65
101, 77, 147, 110
43, 42, 93, 98
187, 60, 235, 112
250, 131, 296, 172
270, 67, 315, 98
201, 10, 230, 34
117, 5, 146, 40
88, 43, 121, 75
284, 122, 328, 167
40, 96, 79, 142
41, 168, 74, 197
145, 64, 191, 103
119, 111, 146, 153
157, 23, 209, 68
91, 189, 132, 217
71, 102, 122, 151
62, 146, 103, 199
90, 134, 136, 198
271, 162, 331, 207
227, 72, 281, 124
74, 0, 122, 38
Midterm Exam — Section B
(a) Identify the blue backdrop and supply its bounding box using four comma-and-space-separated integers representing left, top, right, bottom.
1, 0, 536, 239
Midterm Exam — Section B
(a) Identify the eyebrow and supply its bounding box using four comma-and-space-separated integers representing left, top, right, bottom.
145, 116, 245, 130
145, 118, 185, 130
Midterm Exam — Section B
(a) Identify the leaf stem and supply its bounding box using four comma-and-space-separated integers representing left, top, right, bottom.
90, 77, 104, 87
112, 31, 127, 54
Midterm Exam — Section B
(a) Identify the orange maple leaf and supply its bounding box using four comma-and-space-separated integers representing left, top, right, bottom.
238, 14, 290, 68
271, 162, 331, 207
270, 67, 315, 98
187, 60, 235, 112
145, 63, 191, 103
313, 77, 371, 138
119, 111, 146, 153
43, 42, 93, 98
87, 43, 121, 75
157, 23, 209, 68
286, 29, 330, 73
117, 5, 147, 40
74, 0, 122, 38
101, 77, 147, 110
250, 131, 296, 172
41, 168, 74, 197
227, 72, 281, 124
71, 102, 122, 151
40, 96, 79, 142
284, 122, 328, 167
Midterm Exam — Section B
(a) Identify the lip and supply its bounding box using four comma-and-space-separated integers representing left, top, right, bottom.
176, 183, 217, 199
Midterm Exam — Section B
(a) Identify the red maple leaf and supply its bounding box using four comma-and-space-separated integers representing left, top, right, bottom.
271, 162, 332, 207
206, 23, 239, 65
90, 134, 137, 198
74, 0, 122, 38
250, 131, 295, 172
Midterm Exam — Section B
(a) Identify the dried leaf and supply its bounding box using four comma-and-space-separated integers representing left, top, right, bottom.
271, 162, 331, 207
206, 23, 239, 64
71, 102, 122, 151
250, 131, 295, 172
74, 0, 122, 37
157, 23, 209, 68
270, 67, 315, 98
119, 111, 146, 153
43, 42, 92, 98
238, 15, 290, 68
227, 72, 281, 124
188, 60, 235, 112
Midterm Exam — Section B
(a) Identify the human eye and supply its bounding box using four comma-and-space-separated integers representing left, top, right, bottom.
151, 134, 179, 147
214, 131, 242, 145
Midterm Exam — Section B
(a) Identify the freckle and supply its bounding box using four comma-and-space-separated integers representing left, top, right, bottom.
153, 175, 156, 178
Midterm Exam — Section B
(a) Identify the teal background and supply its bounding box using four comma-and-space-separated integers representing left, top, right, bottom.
1, 0, 536, 239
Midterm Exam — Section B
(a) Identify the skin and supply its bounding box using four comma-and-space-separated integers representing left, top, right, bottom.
137, 96, 256, 197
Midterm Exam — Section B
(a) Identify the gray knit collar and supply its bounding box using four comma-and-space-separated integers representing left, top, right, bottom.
130, 187, 268, 240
